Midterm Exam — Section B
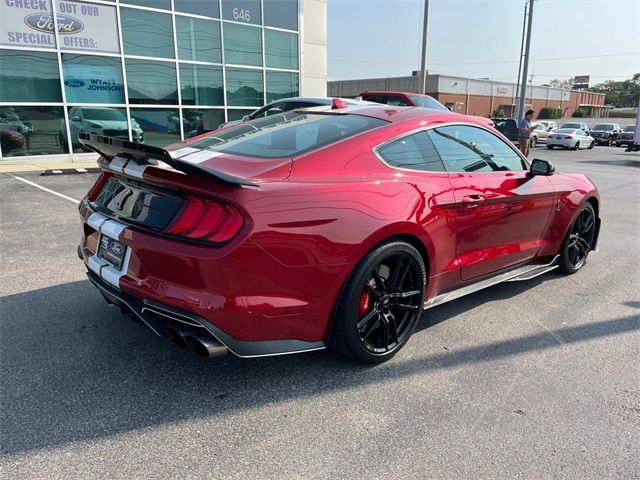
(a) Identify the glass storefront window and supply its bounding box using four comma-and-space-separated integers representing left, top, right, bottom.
176, 17, 221, 64
265, 30, 298, 70
182, 109, 225, 137
266, 71, 299, 103
62, 54, 124, 104
129, 108, 181, 147
0, 0, 55, 49
226, 68, 263, 106
264, 0, 298, 30
180, 64, 223, 106
221, 0, 261, 26
121, 8, 174, 58
223, 23, 262, 66
126, 59, 178, 104
175, 0, 219, 18
0, 106, 65, 157
0, 50, 61, 103
121, 0, 171, 10
66, 106, 130, 153
57, 1, 120, 54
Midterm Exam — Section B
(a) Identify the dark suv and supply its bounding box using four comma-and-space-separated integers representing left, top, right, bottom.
589, 123, 621, 146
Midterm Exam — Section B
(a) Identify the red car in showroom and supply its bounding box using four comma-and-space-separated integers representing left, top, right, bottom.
78, 102, 600, 363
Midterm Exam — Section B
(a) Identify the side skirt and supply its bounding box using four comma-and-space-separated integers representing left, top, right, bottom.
423, 255, 560, 310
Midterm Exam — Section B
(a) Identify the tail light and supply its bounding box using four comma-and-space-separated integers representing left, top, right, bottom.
564, 136, 573, 139
166, 195, 244, 244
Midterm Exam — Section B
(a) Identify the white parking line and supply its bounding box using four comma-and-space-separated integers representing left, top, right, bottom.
7, 174, 80, 204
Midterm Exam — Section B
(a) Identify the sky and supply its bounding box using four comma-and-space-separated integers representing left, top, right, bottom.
327, 0, 640, 86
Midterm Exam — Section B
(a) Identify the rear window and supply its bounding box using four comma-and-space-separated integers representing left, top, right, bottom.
190, 111, 387, 158
493, 119, 517, 128
593, 124, 614, 130
623, 125, 635, 132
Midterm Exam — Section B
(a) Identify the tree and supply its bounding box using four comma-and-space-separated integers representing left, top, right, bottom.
590, 74, 640, 107
543, 78, 574, 89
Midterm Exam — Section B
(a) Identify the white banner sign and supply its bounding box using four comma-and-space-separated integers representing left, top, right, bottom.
0, 0, 119, 53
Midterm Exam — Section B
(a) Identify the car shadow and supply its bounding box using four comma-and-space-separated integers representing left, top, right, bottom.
576, 159, 639, 168
1, 278, 638, 456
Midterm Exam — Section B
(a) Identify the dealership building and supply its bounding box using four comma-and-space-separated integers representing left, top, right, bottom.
0, 0, 327, 161
328, 73, 608, 119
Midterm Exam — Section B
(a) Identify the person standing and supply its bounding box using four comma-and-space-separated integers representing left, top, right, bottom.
518, 109, 536, 156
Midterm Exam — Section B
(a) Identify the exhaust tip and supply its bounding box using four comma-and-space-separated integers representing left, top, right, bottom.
165, 326, 187, 348
184, 335, 227, 358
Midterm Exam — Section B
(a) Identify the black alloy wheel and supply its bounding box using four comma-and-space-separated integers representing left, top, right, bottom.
588, 141, 595, 149
547, 145, 554, 150
330, 241, 426, 363
572, 141, 580, 150
559, 203, 596, 274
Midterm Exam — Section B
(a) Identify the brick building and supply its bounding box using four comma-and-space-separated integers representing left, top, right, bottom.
328, 74, 609, 118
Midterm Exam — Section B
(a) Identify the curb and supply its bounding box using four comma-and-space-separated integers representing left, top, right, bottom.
41, 167, 102, 176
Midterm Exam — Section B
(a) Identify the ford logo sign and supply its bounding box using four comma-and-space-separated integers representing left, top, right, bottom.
110, 242, 124, 255
24, 13, 85, 35
64, 79, 85, 88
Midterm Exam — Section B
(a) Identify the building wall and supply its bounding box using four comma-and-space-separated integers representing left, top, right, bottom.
0, 0, 325, 162
301, 0, 327, 97
328, 74, 606, 118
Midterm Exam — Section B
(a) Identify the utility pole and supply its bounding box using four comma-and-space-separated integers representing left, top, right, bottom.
419, 0, 430, 95
513, 1, 528, 119
517, 0, 534, 120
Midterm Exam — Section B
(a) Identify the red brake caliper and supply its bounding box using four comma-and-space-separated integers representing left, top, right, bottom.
357, 289, 371, 318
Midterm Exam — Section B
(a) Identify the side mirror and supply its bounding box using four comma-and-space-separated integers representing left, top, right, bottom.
241, 115, 251, 122
530, 159, 555, 176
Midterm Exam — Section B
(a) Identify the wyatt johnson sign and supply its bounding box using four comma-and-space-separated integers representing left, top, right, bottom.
1, 0, 119, 53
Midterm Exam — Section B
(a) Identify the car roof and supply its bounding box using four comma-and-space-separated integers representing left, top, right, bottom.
359, 91, 432, 97
269, 97, 367, 106
300, 104, 485, 125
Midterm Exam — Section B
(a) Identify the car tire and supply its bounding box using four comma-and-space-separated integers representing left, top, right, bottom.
547, 145, 553, 150
572, 142, 580, 150
558, 202, 596, 275
330, 240, 426, 364
588, 141, 595, 149
530, 136, 537, 148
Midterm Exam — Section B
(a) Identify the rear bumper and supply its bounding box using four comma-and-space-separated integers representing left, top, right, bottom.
79, 200, 345, 354
87, 271, 325, 358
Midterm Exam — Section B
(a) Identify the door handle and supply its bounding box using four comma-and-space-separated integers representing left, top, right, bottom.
461, 195, 486, 207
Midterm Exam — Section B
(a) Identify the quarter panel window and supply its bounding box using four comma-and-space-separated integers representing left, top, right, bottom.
427, 125, 526, 173
377, 131, 445, 172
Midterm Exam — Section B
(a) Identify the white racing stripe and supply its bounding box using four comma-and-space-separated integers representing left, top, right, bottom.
8, 174, 79, 204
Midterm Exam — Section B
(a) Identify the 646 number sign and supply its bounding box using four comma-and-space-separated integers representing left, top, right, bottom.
233, 7, 251, 22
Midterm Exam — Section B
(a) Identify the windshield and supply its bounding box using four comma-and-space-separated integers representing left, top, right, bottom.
592, 124, 614, 131
83, 108, 126, 121
623, 125, 635, 132
555, 128, 578, 134
408, 95, 449, 111
562, 123, 581, 129
190, 112, 388, 159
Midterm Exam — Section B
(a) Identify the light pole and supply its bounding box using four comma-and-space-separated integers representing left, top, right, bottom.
517, 0, 535, 121
513, 1, 528, 119
419, 0, 430, 95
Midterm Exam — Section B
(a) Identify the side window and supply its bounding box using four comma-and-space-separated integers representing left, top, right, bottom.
376, 131, 445, 172
255, 103, 288, 118
427, 125, 526, 173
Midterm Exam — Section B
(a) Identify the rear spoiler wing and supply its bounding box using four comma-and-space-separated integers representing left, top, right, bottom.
79, 133, 258, 187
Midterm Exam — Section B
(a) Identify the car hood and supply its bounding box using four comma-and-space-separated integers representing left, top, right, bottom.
84, 120, 128, 129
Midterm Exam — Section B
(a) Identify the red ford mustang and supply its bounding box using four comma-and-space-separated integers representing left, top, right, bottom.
78, 103, 600, 363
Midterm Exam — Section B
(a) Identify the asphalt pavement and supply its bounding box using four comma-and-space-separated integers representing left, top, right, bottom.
0, 145, 639, 479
